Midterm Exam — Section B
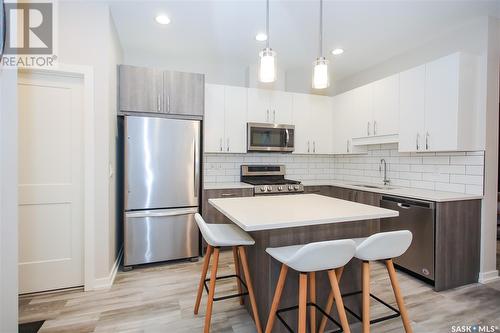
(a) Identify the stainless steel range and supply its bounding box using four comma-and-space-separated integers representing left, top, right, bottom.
241, 165, 304, 195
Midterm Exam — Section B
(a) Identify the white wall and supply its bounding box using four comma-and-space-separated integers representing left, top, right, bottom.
0, 67, 18, 332
58, 2, 123, 282
332, 16, 499, 280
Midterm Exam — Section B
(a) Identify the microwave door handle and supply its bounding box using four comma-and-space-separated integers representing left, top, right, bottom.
285, 129, 289, 147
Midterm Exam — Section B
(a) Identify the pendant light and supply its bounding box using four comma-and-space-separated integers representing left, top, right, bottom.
312, 0, 329, 89
259, 0, 276, 83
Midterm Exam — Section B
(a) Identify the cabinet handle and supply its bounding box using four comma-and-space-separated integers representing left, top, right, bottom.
426, 132, 430, 150
167, 95, 171, 113
313, 141, 316, 153
273, 110, 276, 123
416, 133, 420, 150
221, 193, 236, 197
346, 140, 350, 153
226, 138, 230, 152
374, 121, 377, 135
219, 138, 223, 152
367, 121, 370, 136
307, 141, 310, 153
157, 94, 161, 112
266, 109, 269, 122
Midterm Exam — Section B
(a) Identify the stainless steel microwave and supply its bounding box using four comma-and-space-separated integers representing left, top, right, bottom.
247, 123, 295, 152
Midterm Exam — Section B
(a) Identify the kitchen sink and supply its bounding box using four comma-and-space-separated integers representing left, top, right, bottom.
351, 184, 398, 190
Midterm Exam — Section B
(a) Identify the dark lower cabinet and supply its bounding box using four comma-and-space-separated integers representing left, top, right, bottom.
202, 188, 254, 224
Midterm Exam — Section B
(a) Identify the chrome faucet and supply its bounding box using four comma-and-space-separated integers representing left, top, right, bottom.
379, 159, 390, 185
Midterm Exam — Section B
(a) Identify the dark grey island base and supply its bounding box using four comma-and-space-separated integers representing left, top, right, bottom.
243, 219, 380, 333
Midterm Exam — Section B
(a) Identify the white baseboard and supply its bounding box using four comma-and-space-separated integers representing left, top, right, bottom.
478, 270, 500, 284
93, 247, 123, 290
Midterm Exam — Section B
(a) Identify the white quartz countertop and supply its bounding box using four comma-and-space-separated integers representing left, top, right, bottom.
301, 180, 483, 202
209, 194, 399, 232
204, 182, 254, 190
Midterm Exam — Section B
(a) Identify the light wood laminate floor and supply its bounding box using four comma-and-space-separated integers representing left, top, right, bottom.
20, 251, 500, 333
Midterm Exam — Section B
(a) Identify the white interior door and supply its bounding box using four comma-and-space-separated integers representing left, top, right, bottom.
18, 71, 84, 294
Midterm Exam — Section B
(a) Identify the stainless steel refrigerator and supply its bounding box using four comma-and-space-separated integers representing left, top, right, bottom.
122, 115, 200, 266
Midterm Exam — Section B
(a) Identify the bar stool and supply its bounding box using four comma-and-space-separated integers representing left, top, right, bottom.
319, 231, 413, 333
265, 239, 356, 333
193, 213, 263, 333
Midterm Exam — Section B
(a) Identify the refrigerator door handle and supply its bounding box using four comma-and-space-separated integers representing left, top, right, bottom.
126, 207, 198, 219
194, 137, 200, 199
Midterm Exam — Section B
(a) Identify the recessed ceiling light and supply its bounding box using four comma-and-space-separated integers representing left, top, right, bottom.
155, 14, 170, 25
255, 33, 268, 42
331, 48, 344, 55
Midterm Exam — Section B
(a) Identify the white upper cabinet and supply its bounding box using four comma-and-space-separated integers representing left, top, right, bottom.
371, 74, 399, 136
247, 88, 292, 124
332, 91, 367, 154
399, 53, 481, 152
350, 85, 373, 138
399, 65, 426, 152
292, 93, 333, 154
204, 84, 247, 153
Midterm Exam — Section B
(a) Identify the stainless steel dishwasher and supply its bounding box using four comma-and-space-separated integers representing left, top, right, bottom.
380, 195, 435, 282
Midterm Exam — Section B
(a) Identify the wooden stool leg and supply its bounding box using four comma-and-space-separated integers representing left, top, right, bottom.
239, 246, 263, 333
298, 272, 308, 333
204, 247, 220, 333
386, 259, 413, 333
232, 247, 244, 305
318, 267, 344, 333
328, 270, 351, 333
362, 261, 370, 333
265, 264, 288, 333
309, 272, 317, 333
194, 245, 212, 315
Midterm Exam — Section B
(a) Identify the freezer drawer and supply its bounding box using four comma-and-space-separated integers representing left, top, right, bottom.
124, 207, 199, 266
380, 196, 435, 281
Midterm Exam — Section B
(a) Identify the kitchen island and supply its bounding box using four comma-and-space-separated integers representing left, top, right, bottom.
209, 194, 399, 333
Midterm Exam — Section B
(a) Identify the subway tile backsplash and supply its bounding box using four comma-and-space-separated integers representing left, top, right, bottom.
204, 143, 485, 195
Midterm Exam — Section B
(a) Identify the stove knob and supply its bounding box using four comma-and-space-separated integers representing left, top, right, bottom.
268, 185, 274, 192
288, 185, 294, 191
277, 186, 283, 191
294, 185, 300, 190
260, 186, 267, 192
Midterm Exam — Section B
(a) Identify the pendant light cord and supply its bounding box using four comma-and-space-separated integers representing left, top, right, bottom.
318, 0, 323, 57
266, 0, 270, 48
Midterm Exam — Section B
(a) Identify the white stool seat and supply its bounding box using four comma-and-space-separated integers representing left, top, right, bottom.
353, 230, 412, 261
195, 213, 255, 247
266, 239, 356, 272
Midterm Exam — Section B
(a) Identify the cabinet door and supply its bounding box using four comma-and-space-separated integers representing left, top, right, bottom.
372, 74, 399, 136
350, 85, 373, 138
247, 88, 271, 123
164, 71, 204, 116
202, 189, 254, 225
292, 93, 313, 154
399, 65, 426, 152
270, 91, 293, 124
310, 95, 333, 154
332, 93, 350, 154
425, 54, 459, 151
204, 84, 225, 153
119, 65, 163, 113
224, 86, 248, 153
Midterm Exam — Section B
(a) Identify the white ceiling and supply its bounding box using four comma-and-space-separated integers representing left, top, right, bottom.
110, 0, 499, 80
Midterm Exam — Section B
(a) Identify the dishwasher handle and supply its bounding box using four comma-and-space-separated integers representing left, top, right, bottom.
381, 195, 435, 210
397, 203, 411, 209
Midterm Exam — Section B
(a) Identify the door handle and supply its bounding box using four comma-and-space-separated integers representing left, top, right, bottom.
367, 121, 370, 136
346, 140, 350, 153
167, 95, 171, 113
307, 141, 310, 153
416, 133, 420, 150
285, 129, 290, 147
374, 121, 377, 135
313, 141, 316, 153
273, 110, 276, 123
194, 137, 200, 198
157, 94, 161, 112
426, 132, 430, 150
266, 109, 269, 122
221, 193, 236, 197
219, 138, 223, 152
127, 207, 198, 218
226, 138, 230, 152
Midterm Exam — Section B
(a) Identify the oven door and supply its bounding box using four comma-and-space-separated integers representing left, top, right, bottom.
247, 123, 295, 152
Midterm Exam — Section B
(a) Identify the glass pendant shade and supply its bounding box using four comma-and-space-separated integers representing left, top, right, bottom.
312, 57, 329, 89
259, 47, 277, 83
